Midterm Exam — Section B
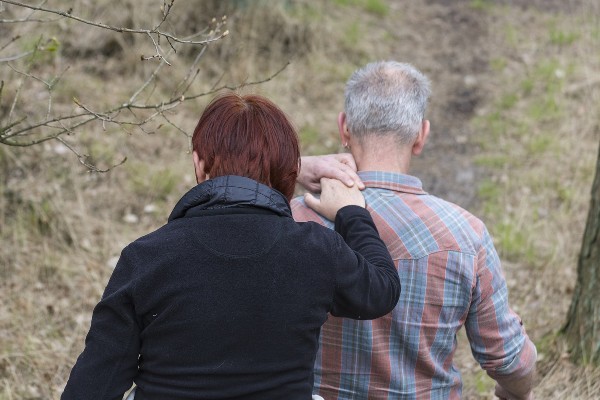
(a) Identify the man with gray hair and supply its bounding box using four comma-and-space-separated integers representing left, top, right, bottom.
294, 61, 536, 399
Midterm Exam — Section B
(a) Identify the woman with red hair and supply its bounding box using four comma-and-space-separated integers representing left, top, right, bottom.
62, 92, 399, 400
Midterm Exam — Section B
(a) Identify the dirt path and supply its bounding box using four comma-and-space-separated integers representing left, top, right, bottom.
381, 1, 491, 209
381, 1, 592, 397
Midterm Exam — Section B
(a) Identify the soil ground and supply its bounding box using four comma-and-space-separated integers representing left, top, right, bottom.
1, 0, 599, 398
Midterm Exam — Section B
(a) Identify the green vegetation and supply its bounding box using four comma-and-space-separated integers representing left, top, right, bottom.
343, 21, 363, 49
2, 0, 600, 398
128, 162, 179, 202
332, 0, 389, 16
363, 0, 388, 16
470, 0, 493, 11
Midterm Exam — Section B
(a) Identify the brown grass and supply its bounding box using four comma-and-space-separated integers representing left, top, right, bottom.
1, 0, 599, 399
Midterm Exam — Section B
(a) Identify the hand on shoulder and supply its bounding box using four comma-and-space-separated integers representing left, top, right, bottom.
304, 178, 365, 221
298, 154, 365, 193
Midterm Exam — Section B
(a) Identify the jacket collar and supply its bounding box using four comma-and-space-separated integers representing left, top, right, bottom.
168, 175, 292, 222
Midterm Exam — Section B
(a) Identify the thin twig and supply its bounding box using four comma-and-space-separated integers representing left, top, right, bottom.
0, 50, 34, 63
0, 116, 28, 138
7, 62, 50, 86
153, 0, 174, 32
129, 49, 174, 104
2, 0, 229, 46
0, 35, 21, 52
162, 113, 190, 138
55, 135, 127, 173
0, 16, 61, 23
141, 31, 171, 65
172, 46, 207, 98
186, 61, 291, 101
14, 61, 289, 132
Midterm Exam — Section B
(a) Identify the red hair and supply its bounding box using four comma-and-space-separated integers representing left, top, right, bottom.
192, 92, 300, 200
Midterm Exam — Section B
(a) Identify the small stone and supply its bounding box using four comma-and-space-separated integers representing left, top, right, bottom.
107, 256, 120, 269
144, 204, 158, 214
123, 213, 139, 224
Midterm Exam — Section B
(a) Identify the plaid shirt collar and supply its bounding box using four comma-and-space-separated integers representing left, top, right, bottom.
358, 171, 428, 195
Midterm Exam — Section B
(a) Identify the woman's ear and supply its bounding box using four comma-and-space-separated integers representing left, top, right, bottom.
192, 151, 209, 184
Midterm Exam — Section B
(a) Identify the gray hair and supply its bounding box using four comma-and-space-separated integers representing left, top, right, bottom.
344, 61, 431, 144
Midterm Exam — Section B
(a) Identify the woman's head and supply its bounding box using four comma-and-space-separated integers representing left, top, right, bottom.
192, 92, 300, 200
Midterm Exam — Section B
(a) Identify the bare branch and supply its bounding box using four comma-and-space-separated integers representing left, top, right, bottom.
0, 0, 59, 23
55, 136, 127, 173
185, 61, 291, 102
171, 46, 207, 98
0, 35, 21, 52
0, 50, 34, 63
0, 16, 61, 22
162, 113, 191, 139
0, 1, 288, 173
130, 48, 174, 104
2, 0, 229, 46
153, 0, 175, 32
141, 31, 171, 65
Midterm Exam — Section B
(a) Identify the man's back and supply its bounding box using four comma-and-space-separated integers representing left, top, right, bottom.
292, 171, 536, 399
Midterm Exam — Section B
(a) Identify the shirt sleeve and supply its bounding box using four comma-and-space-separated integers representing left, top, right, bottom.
61, 247, 141, 400
329, 205, 401, 320
465, 227, 537, 381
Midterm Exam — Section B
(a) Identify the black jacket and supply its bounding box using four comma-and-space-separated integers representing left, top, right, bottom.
62, 175, 399, 400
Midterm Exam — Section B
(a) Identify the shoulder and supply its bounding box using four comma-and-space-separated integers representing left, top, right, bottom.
120, 218, 193, 263
290, 196, 333, 227
364, 188, 490, 256
427, 194, 487, 235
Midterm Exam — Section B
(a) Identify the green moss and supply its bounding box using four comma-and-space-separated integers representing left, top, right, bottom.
493, 221, 537, 262
504, 24, 520, 47
527, 135, 555, 154
474, 154, 510, 168
332, 0, 354, 5
470, 0, 493, 11
498, 93, 519, 110
478, 179, 501, 202
343, 21, 363, 49
490, 57, 508, 72
474, 369, 495, 394
474, 112, 509, 142
549, 26, 579, 46
363, 0, 388, 16
520, 77, 535, 96
331, 0, 388, 15
129, 163, 178, 201
527, 97, 561, 121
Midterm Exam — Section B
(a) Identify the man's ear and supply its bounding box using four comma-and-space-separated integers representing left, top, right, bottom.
338, 112, 351, 148
192, 151, 209, 184
412, 120, 430, 156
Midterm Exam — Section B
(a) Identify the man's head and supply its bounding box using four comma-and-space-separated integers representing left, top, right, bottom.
341, 61, 431, 151
192, 91, 300, 200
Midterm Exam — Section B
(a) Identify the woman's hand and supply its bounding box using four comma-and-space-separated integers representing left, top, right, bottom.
304, 178, 365, 221
297, 154, 364, 193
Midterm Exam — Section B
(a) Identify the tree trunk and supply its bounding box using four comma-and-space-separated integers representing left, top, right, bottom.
563, 141, 600, 364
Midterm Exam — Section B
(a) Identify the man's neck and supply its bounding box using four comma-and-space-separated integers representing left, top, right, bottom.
352, 138, 412, 174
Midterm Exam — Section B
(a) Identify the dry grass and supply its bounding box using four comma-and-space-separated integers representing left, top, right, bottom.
1, 0, 600, 399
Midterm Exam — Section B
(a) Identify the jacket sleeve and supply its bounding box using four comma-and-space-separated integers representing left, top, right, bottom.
61, 247, 141, 400
329, 205, 400, 320
465, 227, 537, 382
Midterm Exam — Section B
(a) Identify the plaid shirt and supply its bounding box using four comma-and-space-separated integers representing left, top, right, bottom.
291, 171, 536, 400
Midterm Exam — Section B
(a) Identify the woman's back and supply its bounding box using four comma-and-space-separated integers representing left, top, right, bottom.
63, 176, 399, 400
131, 207, 338, 398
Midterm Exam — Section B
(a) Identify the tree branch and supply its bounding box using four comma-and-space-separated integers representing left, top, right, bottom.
0, 1, 289, 173
2, 0, 229, 46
